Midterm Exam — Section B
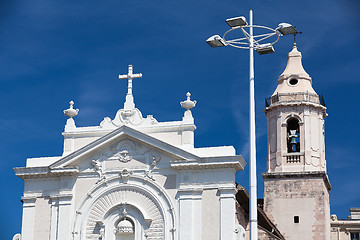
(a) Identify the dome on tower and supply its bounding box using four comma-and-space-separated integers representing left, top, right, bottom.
272, 44, 317, 96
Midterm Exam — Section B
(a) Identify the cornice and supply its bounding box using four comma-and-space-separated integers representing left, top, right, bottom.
331, 220, 360, 227
262, 171, 331, 191
62, 122, 196, 138
171, 155, 245, 171
14, 166, 78, 179
52, 125, 200, 169
21, 196, 37, 207
265, 101, 326, 111
264, 101, 327, 118
176, 188, 203, 199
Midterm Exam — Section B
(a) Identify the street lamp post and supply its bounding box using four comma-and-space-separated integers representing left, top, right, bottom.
206, 10, 297, 240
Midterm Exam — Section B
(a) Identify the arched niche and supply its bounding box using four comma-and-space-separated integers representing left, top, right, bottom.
73, 175, 176, 240
114, 217, 135, 239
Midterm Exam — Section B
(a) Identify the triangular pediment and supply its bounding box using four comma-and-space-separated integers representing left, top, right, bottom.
50, 125, 199, 170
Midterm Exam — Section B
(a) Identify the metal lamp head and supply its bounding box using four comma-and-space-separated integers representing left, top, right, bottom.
226, 16, 248, 28
206, 35, 227, 48
277, 23, 298, 35
255, 43, 275, 55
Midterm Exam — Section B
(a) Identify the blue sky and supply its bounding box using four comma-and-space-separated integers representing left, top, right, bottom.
1, 0, 359, 238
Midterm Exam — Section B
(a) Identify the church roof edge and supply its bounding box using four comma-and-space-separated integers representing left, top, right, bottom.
52, 125, 201, 169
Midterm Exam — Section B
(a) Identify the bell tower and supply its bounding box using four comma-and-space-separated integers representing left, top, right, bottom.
262, 44, 331, 240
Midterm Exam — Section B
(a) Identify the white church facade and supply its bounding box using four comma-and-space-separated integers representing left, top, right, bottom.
14, 65, 247, 240
14, 46, 360, 240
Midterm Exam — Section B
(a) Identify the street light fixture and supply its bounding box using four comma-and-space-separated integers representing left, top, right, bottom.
226, 16, 248, 27
206, 35, 227, 47
255, 43, 275, 55
277, 23, 298, 35
206, 10, 296, 240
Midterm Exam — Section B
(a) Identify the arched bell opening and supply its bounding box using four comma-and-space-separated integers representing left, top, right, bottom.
287, 118, 300, 153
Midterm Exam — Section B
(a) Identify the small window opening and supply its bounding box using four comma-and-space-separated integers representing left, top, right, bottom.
294, 216, 299, 223
289, 78, 298, 86
351, 233, 360, 240
287, 118, 300, 153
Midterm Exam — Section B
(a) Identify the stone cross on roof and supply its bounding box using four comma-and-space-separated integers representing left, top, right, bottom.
119, 65, 142, 110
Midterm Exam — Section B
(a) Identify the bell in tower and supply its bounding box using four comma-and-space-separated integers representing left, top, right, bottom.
264, 43, 327, 173
287, 119, 300, 153
262, 44, 331, 240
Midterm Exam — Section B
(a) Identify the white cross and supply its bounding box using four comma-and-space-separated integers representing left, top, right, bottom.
119, 65, 142, 96
118, 65, 142, 110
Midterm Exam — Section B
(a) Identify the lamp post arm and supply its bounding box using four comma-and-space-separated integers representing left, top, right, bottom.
240, 27, 252, 46
253, 32, 278, 44
227, 36, 248, 43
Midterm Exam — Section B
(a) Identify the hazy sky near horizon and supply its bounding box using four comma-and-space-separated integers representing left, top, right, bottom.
1, 0, 359, 238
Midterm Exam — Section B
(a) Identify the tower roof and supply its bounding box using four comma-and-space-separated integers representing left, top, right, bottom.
280, 44, 310, 79
272, 44, 317, 96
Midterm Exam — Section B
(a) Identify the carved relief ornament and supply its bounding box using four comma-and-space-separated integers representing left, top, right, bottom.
114, 150, 133, 163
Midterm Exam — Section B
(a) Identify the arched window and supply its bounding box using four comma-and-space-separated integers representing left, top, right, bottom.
115, 217, 135, 240
287, 118, 300, 153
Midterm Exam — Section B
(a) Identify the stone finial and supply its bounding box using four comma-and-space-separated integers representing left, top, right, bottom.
180, 92, 196, 126
64, 100, 79, 132
64, 101, 79, 118
180, 92, 197, 110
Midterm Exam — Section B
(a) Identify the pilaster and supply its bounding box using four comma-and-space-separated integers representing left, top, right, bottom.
21, 196, 37, 240
177, 189, 202, 240
219, 187, 236, 240
49, 197, 59, 240
50, 194, 73, 240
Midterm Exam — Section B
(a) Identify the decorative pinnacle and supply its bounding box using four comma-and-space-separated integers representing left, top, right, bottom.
180, 92, 197, 110
293, 31, 302, 48
64, 100, 79, 118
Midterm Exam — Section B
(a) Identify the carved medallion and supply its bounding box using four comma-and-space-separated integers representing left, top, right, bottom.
115, 150, 133, 163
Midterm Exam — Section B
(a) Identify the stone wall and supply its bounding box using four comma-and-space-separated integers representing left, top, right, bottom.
263, 173, 330, 240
